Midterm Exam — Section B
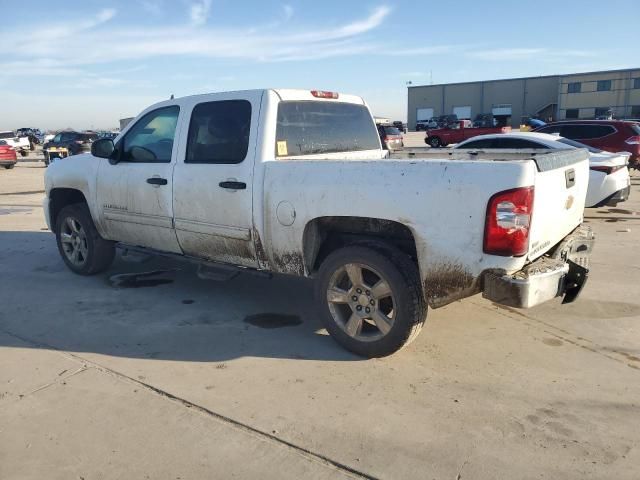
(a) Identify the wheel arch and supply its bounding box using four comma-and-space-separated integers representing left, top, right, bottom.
302, 216, 420, 275
48, 188, 88, 229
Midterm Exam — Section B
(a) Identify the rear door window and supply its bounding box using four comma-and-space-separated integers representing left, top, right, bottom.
185, 100, 251, 164
561, 124, 615, 139
492, 138, 550, 149
535, 125, 561, 135
458, 138, 495, 149
276, 101, 380, 156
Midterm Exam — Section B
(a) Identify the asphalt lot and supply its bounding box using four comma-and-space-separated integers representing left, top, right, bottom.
1, 161, 639, 479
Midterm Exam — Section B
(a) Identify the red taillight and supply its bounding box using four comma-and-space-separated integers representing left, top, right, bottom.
311, 90, 339, 99
625, 135, 640, 145
590, 165, 626, 174
484, 186, 534, 257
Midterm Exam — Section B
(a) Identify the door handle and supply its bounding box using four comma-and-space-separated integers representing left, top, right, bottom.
219, 181, 246, 190
565, 169, 575, 188
147, 177, 168, 185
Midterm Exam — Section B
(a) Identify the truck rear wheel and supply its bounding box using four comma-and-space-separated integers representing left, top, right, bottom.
315, 244, 427, 357
55, 203, 115, 275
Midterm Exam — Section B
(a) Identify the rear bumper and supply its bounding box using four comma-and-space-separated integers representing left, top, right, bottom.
482, 225, 595, 308
604, 185, 631, 206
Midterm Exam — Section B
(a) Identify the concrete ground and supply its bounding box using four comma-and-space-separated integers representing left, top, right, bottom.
1, 162, 639, 479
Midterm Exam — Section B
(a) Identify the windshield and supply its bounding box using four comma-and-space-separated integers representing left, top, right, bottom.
275, 101, 380, 157
0, 131, 14, 139
557, 138, 603, 153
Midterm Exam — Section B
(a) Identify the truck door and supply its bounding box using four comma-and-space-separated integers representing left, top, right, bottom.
96, 105, 183, 253
172, 92, 261, 268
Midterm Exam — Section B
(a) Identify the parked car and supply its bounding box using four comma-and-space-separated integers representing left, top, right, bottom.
44, 88, 594, 357
425, 120, 511, 147
473, 113, 497, 128
0, 140, 17, 169
415, 119, 433, 131
392, 121, 407, 134
416, 117, 449, 131
534, 120, 640, 169
97, 131, 119, 140
43, 131, 98, 165
0, 131, 30, 156
377, 125, 404, 151
16, 127, 44, 147
456, 132, 631, 208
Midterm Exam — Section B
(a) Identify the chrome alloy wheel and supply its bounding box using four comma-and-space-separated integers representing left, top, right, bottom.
326, 263, 396, 341
59, 216, 88, 267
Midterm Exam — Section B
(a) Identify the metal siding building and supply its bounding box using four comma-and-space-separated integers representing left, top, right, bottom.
407, 68, 640, 130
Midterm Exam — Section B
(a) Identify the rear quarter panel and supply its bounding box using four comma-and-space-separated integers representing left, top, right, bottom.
261, 158, 537, 307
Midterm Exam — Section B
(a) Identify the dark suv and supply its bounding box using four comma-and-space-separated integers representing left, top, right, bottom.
43, 131, 97, 165
534, 120, 640, 168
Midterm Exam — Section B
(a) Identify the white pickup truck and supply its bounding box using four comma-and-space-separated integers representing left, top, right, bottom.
44, 89, 594, 357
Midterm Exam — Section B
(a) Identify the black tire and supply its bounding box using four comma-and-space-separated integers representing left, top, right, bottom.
4, 164, 15, 169
55, 203, 115, 275
428, 136, 441, 148
315, 243, 427, 358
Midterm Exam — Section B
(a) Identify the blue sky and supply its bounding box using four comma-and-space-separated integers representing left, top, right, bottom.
1, 0, 638, 130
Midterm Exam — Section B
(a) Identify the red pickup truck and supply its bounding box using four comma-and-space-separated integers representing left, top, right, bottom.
425, 120, 511, 148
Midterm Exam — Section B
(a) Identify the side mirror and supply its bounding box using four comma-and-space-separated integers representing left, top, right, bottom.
91, 138, 115, 160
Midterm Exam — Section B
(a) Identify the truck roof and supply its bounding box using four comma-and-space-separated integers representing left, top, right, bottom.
158, 89, 366, 106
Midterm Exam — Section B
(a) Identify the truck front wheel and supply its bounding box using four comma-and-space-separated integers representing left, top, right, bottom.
428, 137, 442, 148
315, 244, 427, 357
55, 203, 115, 275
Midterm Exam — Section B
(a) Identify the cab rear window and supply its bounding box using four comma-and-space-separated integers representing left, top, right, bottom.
275, 101, 379, 157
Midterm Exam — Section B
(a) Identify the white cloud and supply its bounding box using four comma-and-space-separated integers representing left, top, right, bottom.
335, 6, 390, 37
0, 6, 395, 69
190, 0, 212, 26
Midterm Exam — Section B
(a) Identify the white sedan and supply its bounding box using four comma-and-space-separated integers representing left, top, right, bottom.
456, 132, 631, 208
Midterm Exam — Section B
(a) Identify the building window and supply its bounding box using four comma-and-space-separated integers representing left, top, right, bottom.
634, 78, 640, 89
597, 80, 612, 91
567, 82, 581, 93
565, 109, 579, 119
595, 107, 611, 118
632, 105, 640, 117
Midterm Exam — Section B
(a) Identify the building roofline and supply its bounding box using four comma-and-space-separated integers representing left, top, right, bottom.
407, 67, 640, 89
